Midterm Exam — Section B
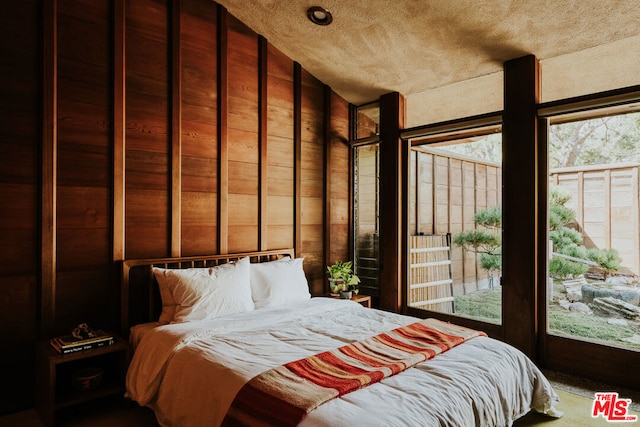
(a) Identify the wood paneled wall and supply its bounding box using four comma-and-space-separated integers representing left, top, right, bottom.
0, 0, 40, 415
0, 0, 350, 414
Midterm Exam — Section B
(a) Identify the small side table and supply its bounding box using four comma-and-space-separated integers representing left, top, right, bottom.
330, 294, 371, 308
36, 336, 129, 427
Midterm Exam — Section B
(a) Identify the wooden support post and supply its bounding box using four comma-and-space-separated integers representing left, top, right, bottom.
502, 55, 540, 359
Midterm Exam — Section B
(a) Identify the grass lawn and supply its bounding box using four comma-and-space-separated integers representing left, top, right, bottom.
454, 286, 640, 350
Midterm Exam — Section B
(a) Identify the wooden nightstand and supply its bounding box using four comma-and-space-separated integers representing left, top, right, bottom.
36, 335, 129, 427
350, 294, 371, 308
329, 294, 371, 308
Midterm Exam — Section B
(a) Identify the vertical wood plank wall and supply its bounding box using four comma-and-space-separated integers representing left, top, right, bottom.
0, 0, 39, 414
0, 0, 350, 414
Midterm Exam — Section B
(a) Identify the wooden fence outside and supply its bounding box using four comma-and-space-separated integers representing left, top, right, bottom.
408, 151, 640, 311
409, 147, 501, 299
550, 162, 640, 275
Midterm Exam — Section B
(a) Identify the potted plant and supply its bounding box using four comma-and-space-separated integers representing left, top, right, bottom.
327, 260, 360, 299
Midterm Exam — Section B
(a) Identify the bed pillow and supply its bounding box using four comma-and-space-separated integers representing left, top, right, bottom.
165, 257, 254, 323
152, 265, 216, 323
250, 257, 310, 309
152, 266, 181, 323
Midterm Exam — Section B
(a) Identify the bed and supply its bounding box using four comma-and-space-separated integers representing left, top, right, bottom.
121, 249, 561, 427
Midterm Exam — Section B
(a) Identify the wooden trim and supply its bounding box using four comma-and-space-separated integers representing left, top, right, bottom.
544, 335, 640, 390
293, 62, 302, 253
170, 0, 182, 257
348, 103, 356, 261
113, 0, 125, 262
400, 95, 409, 312
537, 117, 550, 365
323, 85, 331, 274
258, 36, 268, 250
447, 157, 452, 231
40, 0, 57, 339
502, 55, 539, 359
538, 84, 640, 119
217, 6, 228, 254
402, 112, 502, 143
414, 151, 421, 235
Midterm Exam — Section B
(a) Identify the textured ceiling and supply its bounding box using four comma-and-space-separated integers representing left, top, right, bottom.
215, 0, 640, 105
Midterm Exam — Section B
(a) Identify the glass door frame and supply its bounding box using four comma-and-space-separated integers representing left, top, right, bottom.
537, 86, 640, 390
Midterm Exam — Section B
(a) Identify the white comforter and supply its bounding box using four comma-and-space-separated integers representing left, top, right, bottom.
126, 298, 559, 427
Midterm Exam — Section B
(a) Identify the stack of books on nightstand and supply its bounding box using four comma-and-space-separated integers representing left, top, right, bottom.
50, 330, 115, 354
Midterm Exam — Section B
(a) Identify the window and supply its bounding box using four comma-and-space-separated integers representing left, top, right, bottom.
352, 102, 381, 298
546, 107, 640, 351
408, 125, 503, 324
353, 143, 380, 297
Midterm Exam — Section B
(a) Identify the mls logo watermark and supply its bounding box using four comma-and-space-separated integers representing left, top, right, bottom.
592, 392, 638, 422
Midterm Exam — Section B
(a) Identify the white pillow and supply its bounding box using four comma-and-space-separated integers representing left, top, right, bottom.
152, 266, 183, 323
165, 257, 254, 323
250, 257, 310, 309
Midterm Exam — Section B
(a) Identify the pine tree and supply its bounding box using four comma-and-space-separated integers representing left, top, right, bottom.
453, 186, 623, 283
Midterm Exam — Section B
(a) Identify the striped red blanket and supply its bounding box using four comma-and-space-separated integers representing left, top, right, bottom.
221, 318, 486, 427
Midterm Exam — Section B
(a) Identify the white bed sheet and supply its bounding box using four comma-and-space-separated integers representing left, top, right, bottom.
126, 298, 559, 427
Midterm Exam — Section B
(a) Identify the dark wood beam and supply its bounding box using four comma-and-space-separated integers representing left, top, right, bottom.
502, 54, 540, 359
378, 92, 405, 312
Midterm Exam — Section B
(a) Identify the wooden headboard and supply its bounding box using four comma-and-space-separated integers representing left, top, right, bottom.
120, 248, 295, 337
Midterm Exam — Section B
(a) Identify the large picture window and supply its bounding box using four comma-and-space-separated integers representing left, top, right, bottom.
407, 126, 503, 324
546, 107, 640, 351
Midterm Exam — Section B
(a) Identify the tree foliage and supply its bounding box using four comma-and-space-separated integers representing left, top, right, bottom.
442, 112, 636, 281
436, 111, 640, 168
549, 112, 640, 168
454, 185, 623, 281
453, 215, 502, 277
546, 188, 623, 279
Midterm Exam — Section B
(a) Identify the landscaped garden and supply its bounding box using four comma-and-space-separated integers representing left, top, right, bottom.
450, 179, 640, 351
454, 283, 640, 351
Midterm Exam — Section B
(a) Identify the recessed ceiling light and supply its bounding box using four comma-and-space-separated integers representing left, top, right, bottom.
307, 6, 333, 26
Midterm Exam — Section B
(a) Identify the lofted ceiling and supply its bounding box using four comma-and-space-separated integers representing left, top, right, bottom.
215, 1, 640, 106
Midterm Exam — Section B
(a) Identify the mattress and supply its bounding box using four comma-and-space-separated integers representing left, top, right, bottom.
126, 297, 560, 426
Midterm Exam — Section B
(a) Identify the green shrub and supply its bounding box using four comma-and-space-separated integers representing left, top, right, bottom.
587, 247, 622, 279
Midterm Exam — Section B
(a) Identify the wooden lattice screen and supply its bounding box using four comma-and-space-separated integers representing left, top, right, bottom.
408, 234, 455, 313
